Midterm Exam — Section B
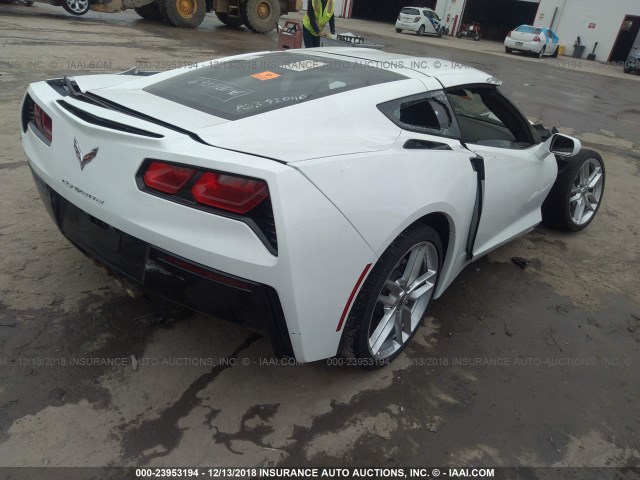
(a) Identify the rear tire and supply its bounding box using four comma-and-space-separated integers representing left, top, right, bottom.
158, 0, 206, 27
505, 46, 512, 54
456, 31, 463, 38
473, 32, 480, 41
437, 26, 444, 37
623, 66, 632, 74
339, 224, 442, 369
541, 149, 605, 232
241, 0, 280, 33
135, 2, 164, 21
395, 28, 402, 33
62, 0, 90, 15
216, 12, 243, 27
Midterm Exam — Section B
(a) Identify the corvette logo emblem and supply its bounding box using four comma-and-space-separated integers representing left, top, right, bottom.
74, 138, 99, 170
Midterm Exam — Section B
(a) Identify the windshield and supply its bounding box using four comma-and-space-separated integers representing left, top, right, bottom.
515, 25, 542, 34
144, 53, 406, 120
400, 8, 420, 15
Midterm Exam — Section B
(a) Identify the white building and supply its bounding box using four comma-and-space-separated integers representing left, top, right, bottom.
534, 0, 640, 62
334, 0, 640, 62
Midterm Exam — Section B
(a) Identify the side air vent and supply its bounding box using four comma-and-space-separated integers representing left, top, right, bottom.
57, 100, 164, 138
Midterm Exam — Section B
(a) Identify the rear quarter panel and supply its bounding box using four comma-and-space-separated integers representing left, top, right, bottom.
293, 133, 478, 299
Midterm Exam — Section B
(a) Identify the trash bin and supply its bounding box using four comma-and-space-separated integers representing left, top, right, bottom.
278, 21, 302, 50
558, 45, 565, 56
572, 45, 586, 58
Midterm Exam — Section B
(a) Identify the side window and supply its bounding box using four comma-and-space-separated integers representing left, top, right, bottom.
377, 91, 461, 138
446, 87, 535, 148
433, 13, 441, 21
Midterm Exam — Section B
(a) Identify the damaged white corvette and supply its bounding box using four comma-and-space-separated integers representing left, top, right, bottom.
21, 48, 605, 366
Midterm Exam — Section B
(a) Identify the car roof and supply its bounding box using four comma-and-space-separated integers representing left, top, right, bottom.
402, 6, 435, 11
296, 48, 495, 88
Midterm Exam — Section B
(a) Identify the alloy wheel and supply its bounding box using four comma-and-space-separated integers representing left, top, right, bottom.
367, 242, 438, 360
569, 157, 604, 226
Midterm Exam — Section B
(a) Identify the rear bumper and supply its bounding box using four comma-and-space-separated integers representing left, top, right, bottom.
31, 167, 294, 357
395, 21, 420, 32
504, 37, 542, 54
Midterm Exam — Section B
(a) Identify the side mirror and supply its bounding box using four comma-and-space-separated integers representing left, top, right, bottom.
536, 133, 581, 160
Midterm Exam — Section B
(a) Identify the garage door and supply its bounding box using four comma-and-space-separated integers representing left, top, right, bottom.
461, 0, 539, 41
351, 0, 436, 23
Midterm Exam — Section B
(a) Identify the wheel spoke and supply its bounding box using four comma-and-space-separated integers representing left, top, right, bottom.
401, 246, 426, 286
394, 306, 411, 343
579, 162, 590, 185
569, 187, 581, 204
585, 193, 598, 211
588, 168, 602, 189
370, 309, 396, 355
572, 197, 586, 223
407, 269, 436, 300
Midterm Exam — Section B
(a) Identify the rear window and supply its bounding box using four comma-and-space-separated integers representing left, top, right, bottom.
144, 53, 405, 120
515, 25, 542, 34
401, 8, 420, 15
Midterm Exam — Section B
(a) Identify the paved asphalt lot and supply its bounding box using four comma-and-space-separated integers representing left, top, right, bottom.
0, 3, 639, 473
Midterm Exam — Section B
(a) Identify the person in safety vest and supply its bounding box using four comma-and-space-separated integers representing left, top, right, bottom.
303, 0, 337, 48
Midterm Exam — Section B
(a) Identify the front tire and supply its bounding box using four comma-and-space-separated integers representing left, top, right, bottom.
339, 224, 442, 368
551, 46, 559, 58
437, 26, 444, 37
505, 46, 512, 54
241, 0, 280, 33
417, 25, 425, 36
395, 28, 402, 33
538, 46, 546, 58
158, 0, 206, 27
62, 0, 90, 15
542, 149, 605, 232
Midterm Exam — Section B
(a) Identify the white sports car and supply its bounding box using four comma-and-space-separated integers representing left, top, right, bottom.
21, 48, 605, 367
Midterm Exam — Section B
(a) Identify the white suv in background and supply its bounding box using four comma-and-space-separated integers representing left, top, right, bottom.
395, 7, 445, 37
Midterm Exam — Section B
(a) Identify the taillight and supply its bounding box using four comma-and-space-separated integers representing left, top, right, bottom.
414, 17, 420, 23
138, 160, 276, 253
31, 100, 53, 142
533, 35, 540, 42
143, 161, 196, 194
191, 172, 268, 214
33, 103, 43, 131
42, 113, 53, 142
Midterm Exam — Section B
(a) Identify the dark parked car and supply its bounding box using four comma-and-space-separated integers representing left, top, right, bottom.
624, 46, 640, 74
